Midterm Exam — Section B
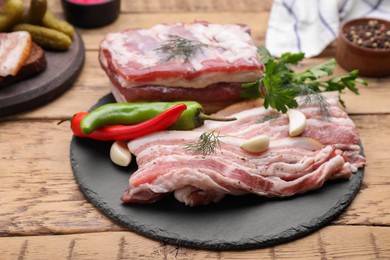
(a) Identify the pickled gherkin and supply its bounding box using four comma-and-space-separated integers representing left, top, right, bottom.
0, 0, 24, 32
2, 0, 74, 51
42, 9, 74, 38
21, 0, 47, 25
13, 23, 71, 51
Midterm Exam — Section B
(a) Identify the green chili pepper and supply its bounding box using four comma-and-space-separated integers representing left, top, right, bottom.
80, 101, 236, 135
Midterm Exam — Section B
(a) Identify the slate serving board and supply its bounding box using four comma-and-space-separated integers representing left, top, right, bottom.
70, 94, 364, 250
0, 31, 85, 117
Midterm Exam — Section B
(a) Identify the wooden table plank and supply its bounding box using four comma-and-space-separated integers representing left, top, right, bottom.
0, 226, 389, 259
1, 0, 389, 258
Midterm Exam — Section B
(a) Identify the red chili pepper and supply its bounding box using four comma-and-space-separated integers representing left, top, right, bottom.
71, 104, 187, 141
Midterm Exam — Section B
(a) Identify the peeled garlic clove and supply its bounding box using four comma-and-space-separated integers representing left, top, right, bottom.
110, 141, 132, 167
287, 109, 306, 137
240, 135, 270, 153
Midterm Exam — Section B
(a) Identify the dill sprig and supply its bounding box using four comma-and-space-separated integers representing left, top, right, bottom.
298, 85, 332, 117
258, 113, 280, 123
155, 35, 207, 61
184, 131, 222, 156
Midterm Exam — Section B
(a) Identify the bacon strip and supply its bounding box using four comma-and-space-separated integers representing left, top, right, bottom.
199, 92, 366, 170
122, 132, 350, 206
121, 92, 366, 206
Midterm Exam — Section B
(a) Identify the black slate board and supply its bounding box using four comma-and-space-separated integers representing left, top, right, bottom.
0, 31, 85, 117
70, 94, 364, 250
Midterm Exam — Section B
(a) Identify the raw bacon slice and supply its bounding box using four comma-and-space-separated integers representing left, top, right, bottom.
122, 131, 350, 206
199, 91, 366, 171
0, 31, 32, 77
121, 92, 365, 206
99, 22, 263, 112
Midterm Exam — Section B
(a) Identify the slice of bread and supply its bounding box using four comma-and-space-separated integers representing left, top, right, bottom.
0, 42, 47, 88
0, 31, 32, 77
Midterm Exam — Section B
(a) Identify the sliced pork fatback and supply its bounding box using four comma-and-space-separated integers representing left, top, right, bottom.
122, 131, 350, 206
0, 31, 32, 77
99, 22, 263, 113
0, 42, 47, 88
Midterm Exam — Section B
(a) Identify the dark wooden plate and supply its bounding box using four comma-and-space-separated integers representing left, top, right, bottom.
70, 94, 364, 250
0, 31, 85, 117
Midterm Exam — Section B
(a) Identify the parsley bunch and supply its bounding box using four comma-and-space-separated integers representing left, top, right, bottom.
241, 47, 367, 113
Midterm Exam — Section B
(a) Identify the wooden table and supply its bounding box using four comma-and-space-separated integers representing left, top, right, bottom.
1, 1, 389, 259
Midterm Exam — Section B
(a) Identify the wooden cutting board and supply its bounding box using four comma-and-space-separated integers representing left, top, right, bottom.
0, 31, 85, 117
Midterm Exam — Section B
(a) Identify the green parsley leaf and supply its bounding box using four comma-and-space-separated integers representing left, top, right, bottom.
240, 48, 367, 114
257, 46, 273, 63
278, 52, 305, 65
262, 58, 299, 113
322, 69, 367, 94
241, 80, 263, 99
293, 59, 336, 82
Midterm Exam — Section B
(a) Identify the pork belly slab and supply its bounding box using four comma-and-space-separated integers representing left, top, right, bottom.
99, 22, 263, 112
121, 92, 366, 206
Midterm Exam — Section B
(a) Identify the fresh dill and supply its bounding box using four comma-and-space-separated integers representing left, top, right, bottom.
298, 85, 332, 117
155, 35, 207, 61
184, 131, 222, 156
259, 113, 281, 123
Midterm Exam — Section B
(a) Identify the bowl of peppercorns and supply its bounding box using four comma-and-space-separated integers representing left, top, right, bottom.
336, 17, 390, 77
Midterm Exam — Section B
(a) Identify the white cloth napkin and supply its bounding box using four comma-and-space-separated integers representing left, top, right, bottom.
265, 0, 390, 57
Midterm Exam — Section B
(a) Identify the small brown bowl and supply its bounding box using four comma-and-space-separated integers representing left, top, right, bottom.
336, 17, 390, 77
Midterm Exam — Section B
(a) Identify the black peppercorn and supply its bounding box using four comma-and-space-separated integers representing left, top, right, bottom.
344, 19, 390, 49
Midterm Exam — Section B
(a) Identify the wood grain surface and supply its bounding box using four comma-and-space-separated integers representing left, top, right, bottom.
0, 0, 389, 259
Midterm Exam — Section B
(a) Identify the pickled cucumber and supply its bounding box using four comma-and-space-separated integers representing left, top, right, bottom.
42, 9, 74, 38
13, 23, 71, 51
22, 0, 47, 25
0, 0, 24, 32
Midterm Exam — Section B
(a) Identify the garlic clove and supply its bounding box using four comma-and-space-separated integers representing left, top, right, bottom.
286, 109, 306, 137
240, 135, 270, 153
110, 141, 132, 167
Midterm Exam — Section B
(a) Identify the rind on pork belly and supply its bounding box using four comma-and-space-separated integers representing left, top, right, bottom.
99, 21, 264, 113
